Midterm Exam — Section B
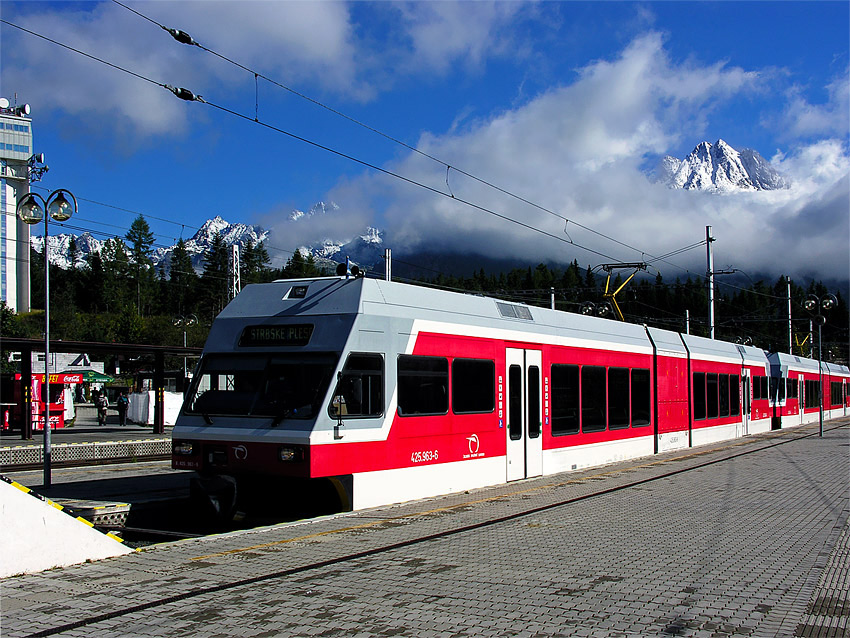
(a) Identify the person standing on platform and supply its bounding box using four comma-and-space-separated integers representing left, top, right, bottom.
96, 392, 109, 426
117, 392, 129, 426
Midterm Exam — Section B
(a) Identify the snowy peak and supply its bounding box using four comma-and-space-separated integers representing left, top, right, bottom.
360, 227, 383, 245
739, 148, 790, 190
289, 201, 340, 221
656, 139, 788, 192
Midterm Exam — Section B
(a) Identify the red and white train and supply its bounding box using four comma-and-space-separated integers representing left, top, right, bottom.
172, 275, 849, 515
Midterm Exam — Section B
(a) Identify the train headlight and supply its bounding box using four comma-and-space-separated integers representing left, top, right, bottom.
279, 446, 303, 462
173, 441, 195, 455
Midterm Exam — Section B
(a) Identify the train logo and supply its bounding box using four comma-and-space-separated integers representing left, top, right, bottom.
233, 445, 248, 461
463, 434, 484, 460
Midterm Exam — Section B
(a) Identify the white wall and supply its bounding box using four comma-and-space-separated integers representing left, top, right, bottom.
128, 391, 184, 426
0, 480, 132, 577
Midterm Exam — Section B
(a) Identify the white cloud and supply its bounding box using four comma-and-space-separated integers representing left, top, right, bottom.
779, 70, 850, 140
286, 32, 848, 283
389, 1, 529, 74
1, 0, 535, 144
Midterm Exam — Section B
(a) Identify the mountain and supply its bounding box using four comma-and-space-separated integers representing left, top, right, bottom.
655, 140, 789, 192
152, 216, 269, 274
286, 201, 386, 272
31, 232, 106, 270
32, 216, 270, 274
32, 138, 791, 276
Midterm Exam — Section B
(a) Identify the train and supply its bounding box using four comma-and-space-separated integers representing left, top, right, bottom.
171, 274, 850, 517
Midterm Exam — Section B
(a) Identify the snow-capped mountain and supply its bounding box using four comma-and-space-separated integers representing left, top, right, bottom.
30, 206, 385, 274
288, 202, 385, 271
655, 140, 789, 192
30, 232, 106, 270
152, 216, 269, 273
289, 201, 340, 222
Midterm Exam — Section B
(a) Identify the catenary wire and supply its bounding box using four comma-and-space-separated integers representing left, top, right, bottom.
107, 0, 709, 275
1, 17, 635, 268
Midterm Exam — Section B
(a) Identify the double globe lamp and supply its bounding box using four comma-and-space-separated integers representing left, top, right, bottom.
17, 189, 78, 487
803, 293, 837, 437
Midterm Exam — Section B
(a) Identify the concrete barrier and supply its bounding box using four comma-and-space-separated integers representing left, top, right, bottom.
0, 478, 133, 578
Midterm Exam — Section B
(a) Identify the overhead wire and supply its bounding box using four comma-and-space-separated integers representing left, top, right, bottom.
107, 0, 708, 274
1, 16, 632, 267
4, 12, 839, 318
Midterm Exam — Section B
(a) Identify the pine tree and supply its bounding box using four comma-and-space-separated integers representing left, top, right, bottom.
200, 232, 229, 319
125, 215, 156, 315
169, 238, 198, 315
101, 238, 133, 313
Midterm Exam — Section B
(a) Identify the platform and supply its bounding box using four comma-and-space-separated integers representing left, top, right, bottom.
2, 418, 847, 638
1, 404, 170, 470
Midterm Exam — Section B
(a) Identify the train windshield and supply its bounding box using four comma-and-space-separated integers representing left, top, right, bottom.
185, 353, 338, 420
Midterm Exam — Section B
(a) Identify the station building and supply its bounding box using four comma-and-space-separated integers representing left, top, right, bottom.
0, 97, 34, 313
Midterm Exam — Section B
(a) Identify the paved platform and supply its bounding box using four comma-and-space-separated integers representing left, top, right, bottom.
1, 404, 169, 470
2, 419, 848, 638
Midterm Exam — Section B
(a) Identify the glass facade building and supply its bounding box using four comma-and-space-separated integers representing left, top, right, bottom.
0, 102, 34, 312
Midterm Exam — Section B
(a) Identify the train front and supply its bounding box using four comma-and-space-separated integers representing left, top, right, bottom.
171, 277, 360, 518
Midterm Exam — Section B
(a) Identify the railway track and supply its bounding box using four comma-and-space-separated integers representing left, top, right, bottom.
3, 452, 169, 473
23, 420, 848, 638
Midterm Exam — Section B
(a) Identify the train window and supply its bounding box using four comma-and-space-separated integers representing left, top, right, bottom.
831, 382, 843, 406
608, 368, 629, 430
787, 378, 798, 399
581, 366, 606, 432
762, 376, 769, 400
719, 374, 730, 417
551, 364, 579, 436
397, 355, 449, 416
693, 372, 706, 420
329, 353, 383, 419
527, 366, 541, 438
804, 379, 820, 409
187, 353, 337, 419
452, 358, 495, 414
730, 375, 740, 416
631, 369, 651, 426
706, 373, 719, 418
508, 365, 523, 441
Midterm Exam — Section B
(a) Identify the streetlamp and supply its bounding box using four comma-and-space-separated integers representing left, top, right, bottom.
803, 293, 837, 437
16, 189, 77, 488
172, 314, 197, 386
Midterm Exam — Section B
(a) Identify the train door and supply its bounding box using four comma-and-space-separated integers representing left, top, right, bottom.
505, 348, 543, 482
741, 369, 751, 436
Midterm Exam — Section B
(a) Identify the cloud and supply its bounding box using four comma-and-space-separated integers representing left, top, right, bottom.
288, 32, 847, 283
2, 2, 363, 142
388, 1, 531, 74
1, 0, 535, 144
778, 69, 850, 141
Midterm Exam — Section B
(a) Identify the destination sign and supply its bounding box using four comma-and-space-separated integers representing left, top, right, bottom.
239, 324, 314, 347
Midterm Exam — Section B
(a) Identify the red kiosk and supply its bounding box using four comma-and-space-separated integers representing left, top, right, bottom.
7, 372, 83, 431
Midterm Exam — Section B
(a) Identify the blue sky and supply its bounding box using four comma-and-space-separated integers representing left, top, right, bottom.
2, 1, 848, 284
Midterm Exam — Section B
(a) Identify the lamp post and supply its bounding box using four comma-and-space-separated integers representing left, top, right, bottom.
803, 293, 837, 437
172, 314, 197, 385
16, 189, 78, 488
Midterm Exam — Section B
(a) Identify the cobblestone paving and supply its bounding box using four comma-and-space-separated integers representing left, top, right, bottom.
2, 421, 847, 638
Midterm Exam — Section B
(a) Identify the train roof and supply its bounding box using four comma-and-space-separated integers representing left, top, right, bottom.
767, 351, 821, 374
214, 276, 653, 353
681, 332, 751, 364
